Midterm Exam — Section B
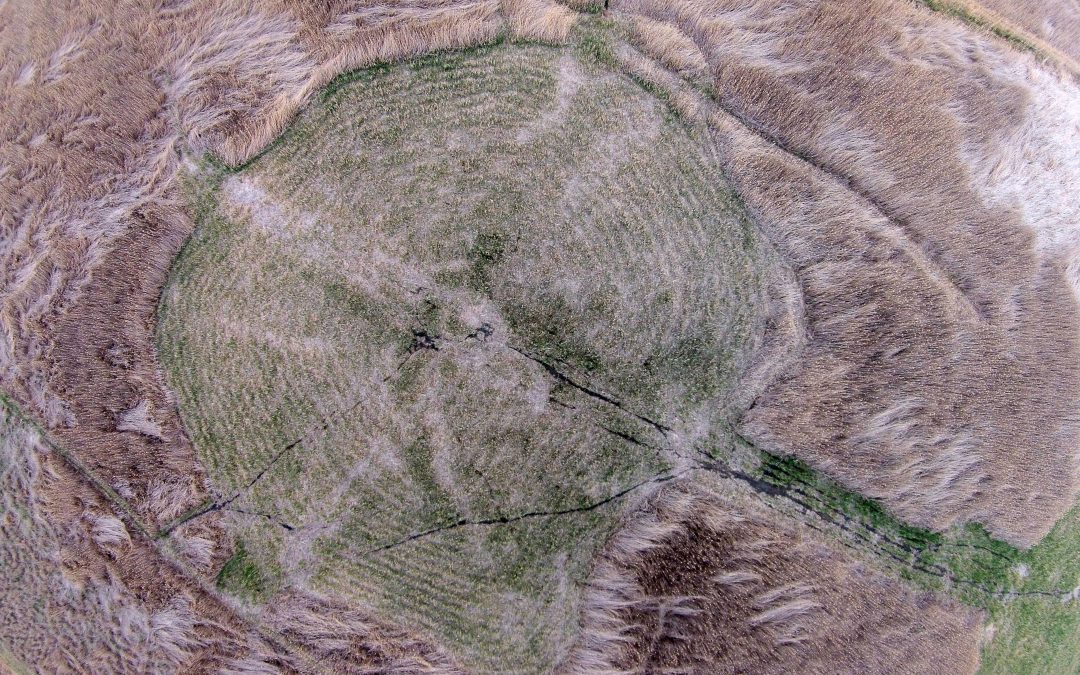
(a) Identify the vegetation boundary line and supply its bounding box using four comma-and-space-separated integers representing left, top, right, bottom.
0, 388, 339, 673
915, 0, 1080, 76
0, 390, 154, 539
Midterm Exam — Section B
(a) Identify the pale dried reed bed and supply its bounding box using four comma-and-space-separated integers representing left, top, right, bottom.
614, 0, 1080, 546
504, 0, 578, 43
563, 481, 983, 673
628, 15, 708, 81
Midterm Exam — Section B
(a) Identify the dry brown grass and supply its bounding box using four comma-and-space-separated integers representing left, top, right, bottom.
612, 0, 1080, 546
2, 0, 1075, 666
0, 400, 295, 672
0, 0, 211, 546
563, 479, 984, 673
263, 590, 463, 673
0, 0, 580, 670
504, 0, 578, 43
628, 15, 707, 79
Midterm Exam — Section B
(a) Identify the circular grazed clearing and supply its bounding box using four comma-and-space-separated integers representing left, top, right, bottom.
158, 41, 773, 671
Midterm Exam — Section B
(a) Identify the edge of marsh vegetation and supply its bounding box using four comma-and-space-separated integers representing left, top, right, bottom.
919, 0, 1037, 52
157, 16, 1080, 673
749, 447, 1080, 673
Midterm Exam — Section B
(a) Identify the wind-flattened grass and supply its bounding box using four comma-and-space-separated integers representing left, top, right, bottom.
614, 0, 1080, 549
0, 396, 195, 671
967, 0, 1080, 65
158, 36, 776, 672
567, 480, 984, 673
919, 0, 1037, 52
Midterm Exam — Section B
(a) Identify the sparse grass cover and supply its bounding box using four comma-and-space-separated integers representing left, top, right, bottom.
158, 38, 774, 670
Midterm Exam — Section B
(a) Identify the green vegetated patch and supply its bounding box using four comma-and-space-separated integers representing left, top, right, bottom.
216, 539, 275, 603
919, 0, 1036, 52
158, 31, 774, 673
760, 453, 1013, 600
758, 451, 1080, 673
576, 19, 619, 69
978, 502, 1080, 675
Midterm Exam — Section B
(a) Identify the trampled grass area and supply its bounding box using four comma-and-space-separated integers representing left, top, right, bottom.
158, 36, 774, 671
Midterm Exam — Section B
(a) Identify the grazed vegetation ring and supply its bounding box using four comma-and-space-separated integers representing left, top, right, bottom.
157, 40, 777, 669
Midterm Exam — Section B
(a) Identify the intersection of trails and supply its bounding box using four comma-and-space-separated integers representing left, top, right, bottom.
158, 41, 776, 670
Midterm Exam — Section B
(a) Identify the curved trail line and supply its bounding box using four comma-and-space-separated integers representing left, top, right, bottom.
358, 469, 692, 557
